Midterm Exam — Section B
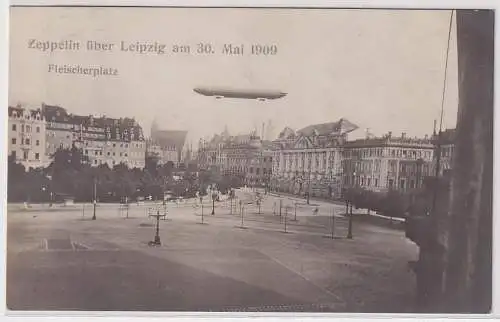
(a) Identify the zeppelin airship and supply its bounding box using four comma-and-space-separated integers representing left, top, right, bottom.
193, 87, 287, 100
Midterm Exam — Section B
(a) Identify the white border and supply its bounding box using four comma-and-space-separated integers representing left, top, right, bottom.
5, 0, 500, 8
1, 1, 498, 321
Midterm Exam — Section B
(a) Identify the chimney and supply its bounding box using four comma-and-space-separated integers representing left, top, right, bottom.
402, 132, 406, 139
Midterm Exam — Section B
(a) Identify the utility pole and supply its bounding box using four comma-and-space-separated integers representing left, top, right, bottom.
440, 10, 493, 313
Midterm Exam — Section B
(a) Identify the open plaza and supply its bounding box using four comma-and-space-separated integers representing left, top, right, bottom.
7, 191, 417, 313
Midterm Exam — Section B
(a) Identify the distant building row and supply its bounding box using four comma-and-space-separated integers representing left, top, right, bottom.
197, 118, 456, 199
7, 104, 188, 170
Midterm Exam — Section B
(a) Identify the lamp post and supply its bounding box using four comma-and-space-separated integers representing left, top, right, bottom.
307, 152, 313, 205
211, 192, 216, 215
148, 210, 162, 246
347, 171, 355, 239
92, 177, 97, 220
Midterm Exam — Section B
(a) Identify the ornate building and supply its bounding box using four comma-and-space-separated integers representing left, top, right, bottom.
342, 132, 435, 193
8, 105, 48, 170
271, 118, 358, 198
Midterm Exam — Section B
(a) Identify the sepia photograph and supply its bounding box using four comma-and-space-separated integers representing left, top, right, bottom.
5, 6, 494, 314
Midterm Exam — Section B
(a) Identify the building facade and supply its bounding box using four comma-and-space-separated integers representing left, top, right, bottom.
342, 132, 434, 193
432, 128, 455, 177
146, 140, 178, 166
42, 104, 146, 169
271, 119, 358, 198
8, 105, 48, 170
197, 129, 273, 186
149, 120, 188, 167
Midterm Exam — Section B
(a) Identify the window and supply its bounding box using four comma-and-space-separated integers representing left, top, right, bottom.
113, 143, 116, 147
35, 153, 40, 160
100, 151, 103, 156
36, 140, 40, 146
36, 126, 40, 133
11, 151, 16, 159
11, 138, 16, 145
21, 124, 24, 132
26, 125, 31, 132
85, 150, 88, 154
107, 152, 111, 156
94, 160, 98, 164
12, 124, 16, 131
125, 153, 128, 157
25, 139, 30, 145
249, 167, 253, 173
256, 168, 260, 175
23, 151, 28, 160
113, 152, 116, 156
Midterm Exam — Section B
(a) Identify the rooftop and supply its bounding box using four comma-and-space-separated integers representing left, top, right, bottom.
344, 132, 434, 148
297, 118, 358, 137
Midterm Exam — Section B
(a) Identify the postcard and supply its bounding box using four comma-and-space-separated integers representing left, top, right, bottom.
6, 6, 494, 314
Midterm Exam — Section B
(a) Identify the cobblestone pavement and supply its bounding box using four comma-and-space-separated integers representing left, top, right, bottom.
7, 195, 418, 313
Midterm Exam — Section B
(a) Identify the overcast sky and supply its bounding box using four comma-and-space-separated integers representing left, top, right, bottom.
9, 7, 458, 146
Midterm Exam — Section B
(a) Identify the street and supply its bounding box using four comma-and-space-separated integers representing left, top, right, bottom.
7, 193, 418, 312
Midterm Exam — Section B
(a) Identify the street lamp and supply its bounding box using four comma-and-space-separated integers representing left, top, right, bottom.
347, 171, 356, 239
211, 191, 217, 215
92, 177, 97, 220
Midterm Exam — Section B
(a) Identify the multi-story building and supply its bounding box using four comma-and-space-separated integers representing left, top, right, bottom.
271, 118, 358, 198
432, 128, 456, 176
197, 129, 273, 186
341, 132, 435, 193
146, 140, 178, 166
8, 105, 48, 170
148, 120, 187, 167
42, 103, 146, 169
